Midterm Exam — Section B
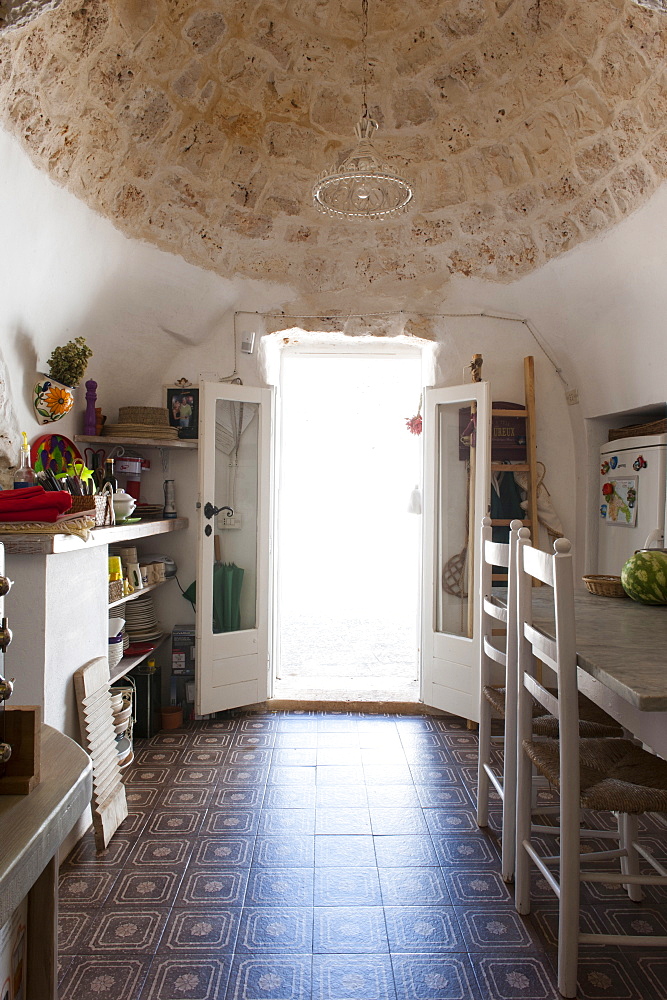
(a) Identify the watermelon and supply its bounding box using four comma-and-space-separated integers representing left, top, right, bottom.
621, 550, 667, 605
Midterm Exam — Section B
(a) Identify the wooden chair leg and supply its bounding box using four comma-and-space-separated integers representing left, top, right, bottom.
476, 699, 492, 828
514, 744, 532, 914
557, 785, 581, 999
619, 812, 644, 903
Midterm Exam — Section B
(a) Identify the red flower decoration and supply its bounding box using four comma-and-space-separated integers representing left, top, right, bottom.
406, 415, 422, 435
602, 482, 614, 496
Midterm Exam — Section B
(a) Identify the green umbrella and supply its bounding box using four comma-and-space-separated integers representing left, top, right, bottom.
181, 561, 244, 633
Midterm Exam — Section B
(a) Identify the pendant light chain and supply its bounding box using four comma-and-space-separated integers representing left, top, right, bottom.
361, 0, 369, 120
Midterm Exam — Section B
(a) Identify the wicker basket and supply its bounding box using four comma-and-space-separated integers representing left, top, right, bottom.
608, 418, 667, 441
108, 579, 123, 604
582, 575, 628, 598
69, 494, 113, 527
118, 406, 170, 426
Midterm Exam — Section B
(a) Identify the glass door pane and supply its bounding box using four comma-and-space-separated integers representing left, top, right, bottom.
435, 400, 476, 639
212, 399, 260, 633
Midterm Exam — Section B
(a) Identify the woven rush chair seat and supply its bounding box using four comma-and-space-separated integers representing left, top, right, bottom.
522, 736, 667, 814
484, 685, 623, 738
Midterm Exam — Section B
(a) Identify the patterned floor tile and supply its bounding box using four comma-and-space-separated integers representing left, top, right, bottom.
204, 808, 260, 835
184, 748, 227, 765
415, 785, 469, 808
216, 786, 264, 808
443, 870, 513, 905
141, 956, 231, 999
129, 837, 195, 868
370, 807, 429, 835
59, 871, 117, 907
384, 907, 462, 953
245, 868, 314, 906
160, 786, 212, 808
259, 808, 316, 835
314, 834, 377, 867
236, 908, 313, 953
314, 784, 368, 808
160, 909, 240, 953
135, 749, 181, 765
65, 835, 136, 868
264, 784, 318, 809
378, 868, 449, 906
316, 747, 362, 766
636, 955, 667, 999
315, 806, 372, 835
391, 954, 480, 1000
60, 957, 150, 999
373, 835, 438, 868
87, 908, 169, 953
432, 833, 500, 867
312, 954, 396, 1000
252, 835, 315, 868
179, 869, 249, 906
147, 809, 206, 836
471, 955, 560, 1000
58, 910, 96, 953
225, 955, 312, 1000
367, 785, 422, 808
110, 870, 184, 907
364, 765, 414, 785
314, 906, 389, 953
456, 907, 545, 954
192, 837, 255, 867
314, 867, 382, 906
272, 748, 318, 766
424, 808, 477, 835
268, 766, 317, 785
125, 786, 161, 808
572, 954, 653, 1000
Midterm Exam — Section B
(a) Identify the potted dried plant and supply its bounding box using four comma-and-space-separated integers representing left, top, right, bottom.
34, 337, 93, 424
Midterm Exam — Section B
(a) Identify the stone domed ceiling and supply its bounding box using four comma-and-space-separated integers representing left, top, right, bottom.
1, 0, 666, 296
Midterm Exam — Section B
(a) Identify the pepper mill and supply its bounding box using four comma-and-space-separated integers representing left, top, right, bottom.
84, 379, 98, 435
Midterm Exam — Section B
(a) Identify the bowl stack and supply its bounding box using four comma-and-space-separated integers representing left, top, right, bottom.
108, 616, 125, 673
110, 687, 133, 768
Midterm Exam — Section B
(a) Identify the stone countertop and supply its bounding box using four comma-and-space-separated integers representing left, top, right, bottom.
531, 588, 667, 712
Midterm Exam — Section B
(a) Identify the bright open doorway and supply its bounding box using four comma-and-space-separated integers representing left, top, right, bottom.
273, 346, 423, 702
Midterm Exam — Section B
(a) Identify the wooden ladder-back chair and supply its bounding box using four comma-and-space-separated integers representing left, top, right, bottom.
476, 517, 622, 885
514, 532, 667, 999
476, 516, 523, 883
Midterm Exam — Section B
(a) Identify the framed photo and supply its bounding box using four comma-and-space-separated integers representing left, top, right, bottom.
166, 382, 199, 439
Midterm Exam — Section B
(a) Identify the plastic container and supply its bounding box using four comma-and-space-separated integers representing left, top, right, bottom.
161, 705, 183, 729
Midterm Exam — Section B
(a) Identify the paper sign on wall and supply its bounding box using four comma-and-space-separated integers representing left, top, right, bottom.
600, 476, 638, 527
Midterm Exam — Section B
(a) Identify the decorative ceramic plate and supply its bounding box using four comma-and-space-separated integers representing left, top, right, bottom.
31, 433, 83, 474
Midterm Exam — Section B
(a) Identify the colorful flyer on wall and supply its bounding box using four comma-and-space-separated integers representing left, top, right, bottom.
600, 476, 638, 527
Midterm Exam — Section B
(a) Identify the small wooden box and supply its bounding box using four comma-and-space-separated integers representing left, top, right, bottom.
0, 706, 41, 795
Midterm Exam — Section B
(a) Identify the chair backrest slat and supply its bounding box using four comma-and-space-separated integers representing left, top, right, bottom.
522, 544, 555, 587
524, 672, 560, 718
483, 595, 508, 623
483, 637, 507, 667
484, 539, 509, 568
523, 622, 558, 673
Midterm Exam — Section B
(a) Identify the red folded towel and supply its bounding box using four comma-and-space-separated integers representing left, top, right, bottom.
0, 489, 72, 522
0, 486, 46, 504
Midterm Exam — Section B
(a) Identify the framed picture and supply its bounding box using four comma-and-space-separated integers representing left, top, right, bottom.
166, 382, 199, 439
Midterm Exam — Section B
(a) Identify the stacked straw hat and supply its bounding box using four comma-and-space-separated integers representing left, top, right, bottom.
103, 406, 179, 440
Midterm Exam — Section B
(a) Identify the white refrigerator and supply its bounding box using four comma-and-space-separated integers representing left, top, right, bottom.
598, 433, 667, 575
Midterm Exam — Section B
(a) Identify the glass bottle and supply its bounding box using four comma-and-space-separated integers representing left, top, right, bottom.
13, 432, 36, 489
101, 457, 117, 492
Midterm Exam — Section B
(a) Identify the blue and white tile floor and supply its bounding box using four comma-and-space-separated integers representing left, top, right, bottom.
57, 711, 667, 1000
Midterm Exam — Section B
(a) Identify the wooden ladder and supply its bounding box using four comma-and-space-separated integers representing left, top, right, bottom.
490, 355, 539, 582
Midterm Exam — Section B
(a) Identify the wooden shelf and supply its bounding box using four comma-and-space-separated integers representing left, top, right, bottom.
491, 463, 530, 472
0, 517, 188, 554
110, 633, 169, 685
75, 434, 197, 450
108, 577, 172, 610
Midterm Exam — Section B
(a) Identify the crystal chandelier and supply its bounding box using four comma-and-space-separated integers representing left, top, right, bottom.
312, 0, 413, 220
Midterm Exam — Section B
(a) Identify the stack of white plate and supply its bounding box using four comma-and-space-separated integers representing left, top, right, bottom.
124, 594, 163, 642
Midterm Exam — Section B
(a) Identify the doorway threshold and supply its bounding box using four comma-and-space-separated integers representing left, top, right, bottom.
266, 698, 446, 716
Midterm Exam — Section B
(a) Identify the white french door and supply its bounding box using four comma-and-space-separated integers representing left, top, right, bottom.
196, 382, 274, 715
421, 381, 491, 720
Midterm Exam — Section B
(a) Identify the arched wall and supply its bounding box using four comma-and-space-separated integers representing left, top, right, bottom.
1, 124, 666, 574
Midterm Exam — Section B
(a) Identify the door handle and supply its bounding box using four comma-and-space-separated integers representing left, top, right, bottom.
203, 503, 234, 520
